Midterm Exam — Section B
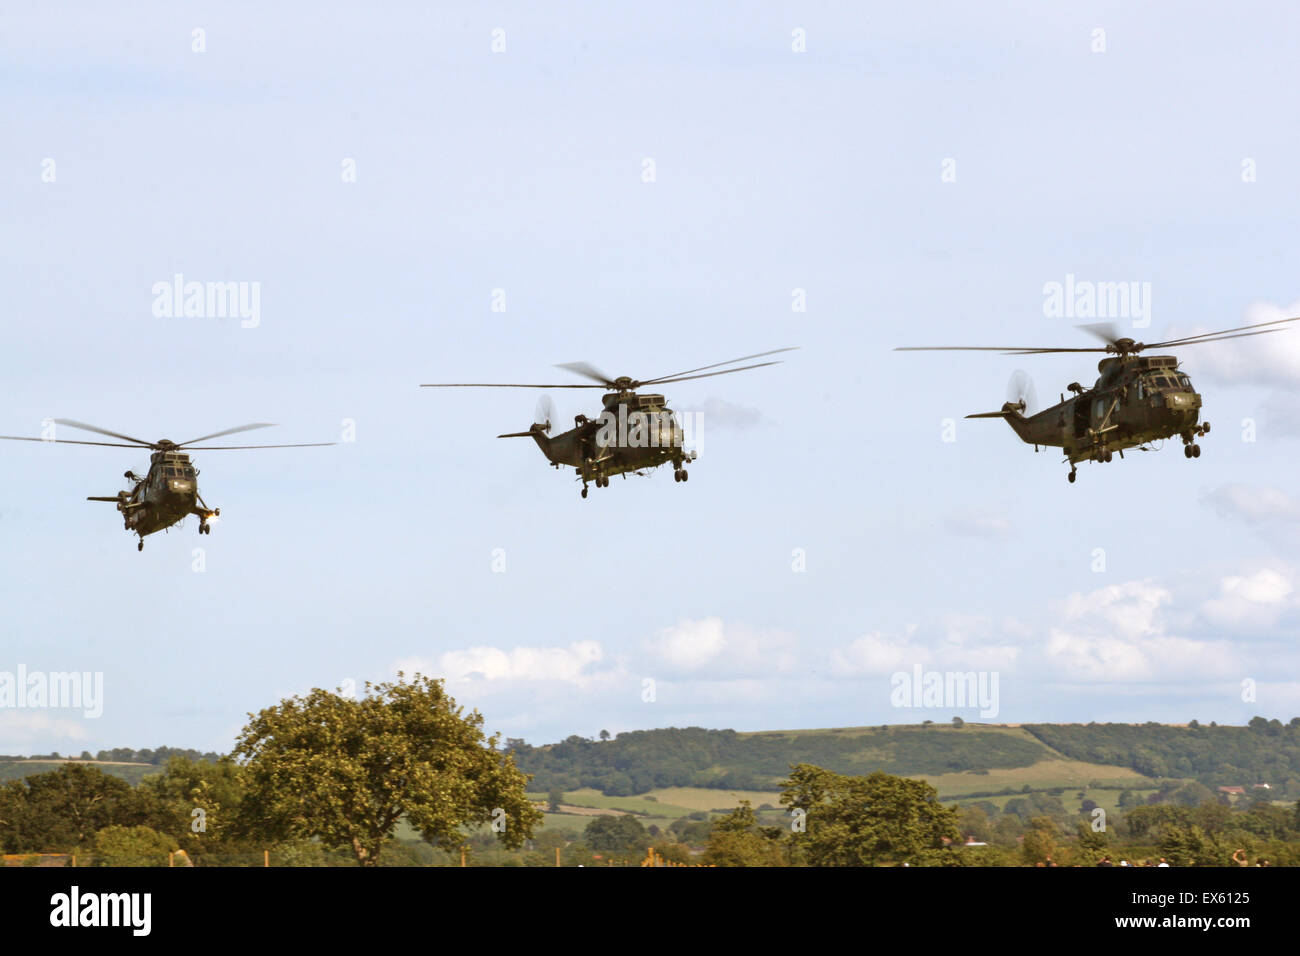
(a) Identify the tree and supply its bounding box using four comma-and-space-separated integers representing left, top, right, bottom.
20, 765, 137, 851
547, 789, 564, 813
704, 801, 786, 866
1021, 816, 1058, 865
93, 825, 176, 867
951, 717, 965, 728
234, 674, 541, 866
582, 814, 648, 853
135, 756, 248, 856
599, 729, 611, 742
781, 764, 959, 866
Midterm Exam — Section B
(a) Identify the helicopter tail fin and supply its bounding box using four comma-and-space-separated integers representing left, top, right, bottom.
965, 403, 1032, 443
498, 423, 555, 460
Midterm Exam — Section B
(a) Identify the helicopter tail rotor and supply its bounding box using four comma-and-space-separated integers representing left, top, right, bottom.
535, 395, 557, 435
1006, 369, 1039, 416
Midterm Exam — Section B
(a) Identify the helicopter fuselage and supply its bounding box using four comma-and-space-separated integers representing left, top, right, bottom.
504, 392, 695, 492
975, 355, 1205, 468
92, 449, 218, 545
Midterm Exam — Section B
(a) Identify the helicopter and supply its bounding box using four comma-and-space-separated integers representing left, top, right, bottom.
898, 315, 1300, 482
0, 420, 334, 549
422, 348, 796, 497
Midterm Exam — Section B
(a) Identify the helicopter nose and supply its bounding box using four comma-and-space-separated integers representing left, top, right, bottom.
168, 479, 195, 496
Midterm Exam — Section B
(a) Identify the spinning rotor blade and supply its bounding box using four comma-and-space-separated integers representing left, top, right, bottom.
177, 423, 276, 447
640, 347, 800, 385
535, 395, 557, 434
647, 360, 789, 385
554, 362, 616, 387
421, 382, 602, 389
1006, 369, 1039, 415
51, 419, 153, 446
182, 442, 335, 450
899, 316, 1300, 355
1078, 322, 1122, 347
423, 346, 796, 390
0, 435, 142, 449
1142, 316, 1300, 348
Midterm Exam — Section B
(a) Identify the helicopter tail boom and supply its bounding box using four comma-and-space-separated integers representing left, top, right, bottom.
966, 403, 1034, 444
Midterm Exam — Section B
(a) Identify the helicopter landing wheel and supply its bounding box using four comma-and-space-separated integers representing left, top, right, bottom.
581, 487, 588, 498
137, 540, 144, 552
1202, 421, 1211, 434
1102, 449, 1112, 462
681, 469, 688, 481
1184, 444, 1192, 458
673, 469, 681, 482
1068, 470, 1076, 484
1192, 443, 1201, 458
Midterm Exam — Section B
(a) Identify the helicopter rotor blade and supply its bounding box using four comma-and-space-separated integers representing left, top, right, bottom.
899, 316, 1300, 355
554, 362, 617, 387
0, 435, 143, 449
180, 442, 336, 450
1006, 369, 1039, 415
1143, 316, 1300, 348
176, 423, 276, 447
50, 419, 154, 446
644, 360, 788, 386
1077, 322, 1122, 347
896, 345, 1104, 353
535, 395, 557, 434
421, 382, 602, 389
640, 347, 800, 385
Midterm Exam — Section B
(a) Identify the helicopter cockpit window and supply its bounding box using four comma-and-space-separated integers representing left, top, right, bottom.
1177, 373, 1191, 388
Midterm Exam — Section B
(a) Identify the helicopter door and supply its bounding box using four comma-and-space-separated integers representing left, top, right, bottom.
1072, 398, 1090, 438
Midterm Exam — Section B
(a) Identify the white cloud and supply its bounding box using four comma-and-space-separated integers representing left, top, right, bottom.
645, 617, 798, 677
398, 640, 605, 686
1204, 483, 1300, 526
0, 711, 90, 746
1201, 568, 1296, 631
1172, 299, 1300, 389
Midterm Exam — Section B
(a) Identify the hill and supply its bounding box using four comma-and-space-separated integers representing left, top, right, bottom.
507, 719, 1300, 801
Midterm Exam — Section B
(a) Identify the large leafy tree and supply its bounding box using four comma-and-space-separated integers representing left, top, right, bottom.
705, 800, 786, 866
780, 763, 959, 866
582, 814, 649, 853
233, 674, 541, 866
138, 756, 250, 861
17, 764, 139, 851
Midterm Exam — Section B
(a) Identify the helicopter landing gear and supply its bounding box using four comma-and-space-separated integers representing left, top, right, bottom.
198, 521, 210, 535
1184, 443, 1201, 458
581, 485, 589, 498
137, 540, 144, 552
674, 468, 689, 482
1067, 467, 1077, 483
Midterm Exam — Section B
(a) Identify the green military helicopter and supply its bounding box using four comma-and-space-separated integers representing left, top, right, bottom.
0, 420, 333, 549
898, 316, 1300, 482
422, 348, 795, 497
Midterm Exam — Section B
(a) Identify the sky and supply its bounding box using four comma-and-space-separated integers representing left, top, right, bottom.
2, 2, 1299, 755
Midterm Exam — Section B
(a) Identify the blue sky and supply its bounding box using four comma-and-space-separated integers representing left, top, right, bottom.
2, 2, 1299, 754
